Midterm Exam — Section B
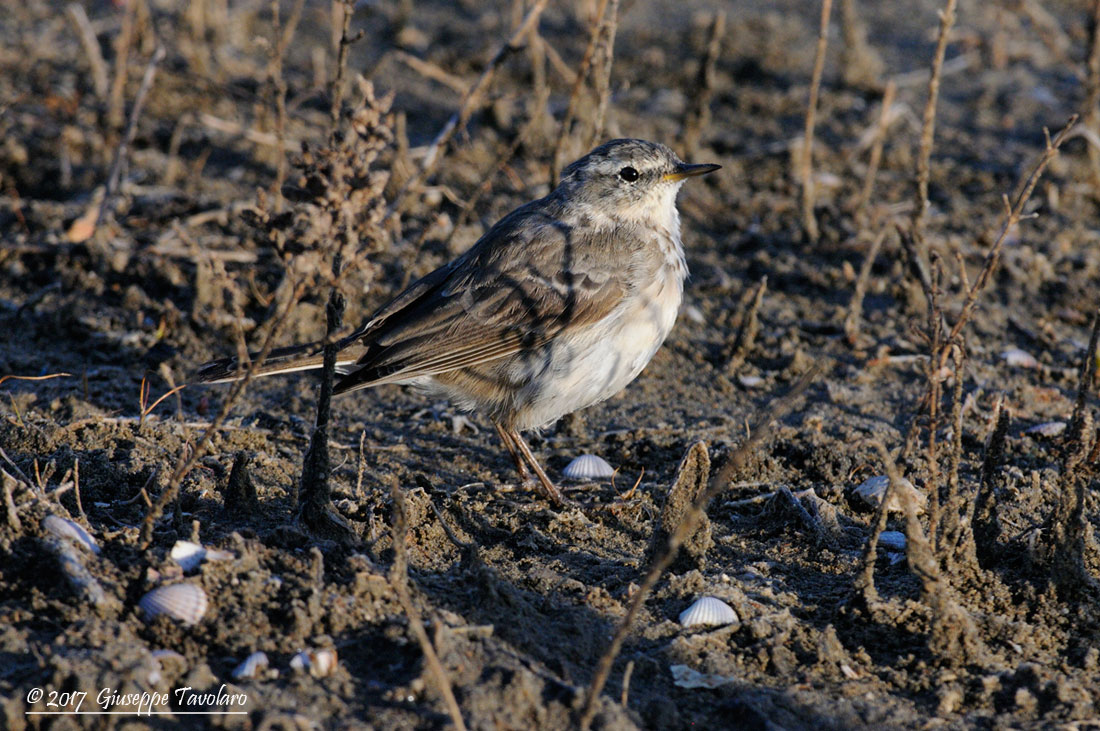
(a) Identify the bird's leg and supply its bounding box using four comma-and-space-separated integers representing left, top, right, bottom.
493, 421, 531, 482
507, 428, 566, 507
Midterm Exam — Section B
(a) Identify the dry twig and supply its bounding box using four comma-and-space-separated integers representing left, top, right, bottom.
855, 80, 896, 218
911, 0, 957, 240
843, 229, 887, 347
586, 0, 621, 151
96, 44, 167, 231
66, 4, 109, 100
681, 11, 725, 159
800, 0, 834, 243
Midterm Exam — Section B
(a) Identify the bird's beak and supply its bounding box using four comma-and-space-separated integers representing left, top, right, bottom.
663, 162, 721, 182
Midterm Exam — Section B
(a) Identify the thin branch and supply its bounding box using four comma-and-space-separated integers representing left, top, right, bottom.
911, 0, 957, 239
800, 0, 834, 243
66, 3, 109, 100
844, 228, 887, 347
946, 117, 1076, 343
855, 80, 896, 218
97, 44, 167, 230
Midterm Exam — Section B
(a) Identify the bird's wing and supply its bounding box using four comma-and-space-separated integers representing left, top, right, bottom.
334, 207, 629, 393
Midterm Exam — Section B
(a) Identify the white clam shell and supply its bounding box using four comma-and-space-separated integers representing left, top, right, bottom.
878, 530, 907, 551
562, 454, 615, 481
678, 596, 738, 628
232, 651, 270, 680
290, 649, 338, 678
170, 540, 234, 572
853, 475, 926, 514
139, 583, 208, 626
1026, 421, 1066, 438
170, 541, 206, 572
43, 515, 99, 554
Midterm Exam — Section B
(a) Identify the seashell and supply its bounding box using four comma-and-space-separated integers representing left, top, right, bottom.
1026, 421, 1066, 438
1002, 348, 1038, 369
308, 649, 337, 678
878, 530, 907, 552
562, 454, 615, 481
232, 651, 269, 680
43, 515, 99, 554
170, 541, 206, 572
738, 374, 764, 388
289, 651, 310, 673
139, 583, 208, 626
853, 475, 926, 514
290, 649, 338, 678
170, 540, 234, 571
678, 596, 738, 628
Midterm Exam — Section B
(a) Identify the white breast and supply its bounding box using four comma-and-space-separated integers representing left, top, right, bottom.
513, 231, 686, 431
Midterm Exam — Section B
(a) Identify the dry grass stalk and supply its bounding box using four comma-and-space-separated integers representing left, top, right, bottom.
578, 369, 817, 729
66, 4, 109, 101
390, 0, 550, 217
586, 0, 621, 151
853, 442, 901, 608
843, 228, 887, 347
854, 80, 896, 219
267, 0, 306, 207
95, 45, 167, 232
911, 0, 957, 240
946, 117, 1075, 343
550, 0, 612, 185
329, 0, 362, 136
394, 50, 469, 95
0, 373, 72, 388
389, 482, 468, 731
681, 11, 726, 159
799, 0, 834, 243
108, 0, 135, 130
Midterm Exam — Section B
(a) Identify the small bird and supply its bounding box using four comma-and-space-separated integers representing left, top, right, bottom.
197, 139, 719, 505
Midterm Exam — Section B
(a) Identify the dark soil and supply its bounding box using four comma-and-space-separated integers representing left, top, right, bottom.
3, 0, 1100, 728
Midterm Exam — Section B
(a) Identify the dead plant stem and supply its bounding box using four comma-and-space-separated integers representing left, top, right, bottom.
800, 0, 834, 243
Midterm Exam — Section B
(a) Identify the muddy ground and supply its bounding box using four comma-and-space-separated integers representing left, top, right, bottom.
3, 0, 1100, 728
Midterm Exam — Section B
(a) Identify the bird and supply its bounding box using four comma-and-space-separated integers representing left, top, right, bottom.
196, 139, 719, 506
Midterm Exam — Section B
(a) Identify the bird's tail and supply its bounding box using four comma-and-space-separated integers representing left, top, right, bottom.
194, 342, 333, 383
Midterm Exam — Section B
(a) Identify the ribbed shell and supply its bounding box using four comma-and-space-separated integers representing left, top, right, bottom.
678, 596, 738, 628
43, 515, 99, 554
232, 651, 270, 680
139, 583, 208, 626
562, 454, 615, 480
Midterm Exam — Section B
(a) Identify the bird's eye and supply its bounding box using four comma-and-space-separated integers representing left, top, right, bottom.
618, 166, 639, 182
